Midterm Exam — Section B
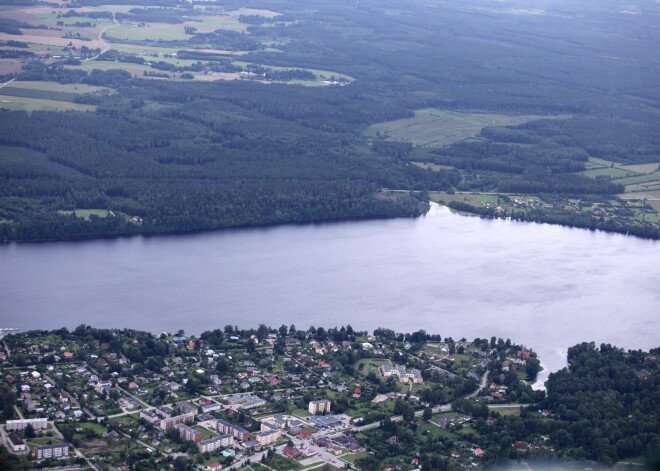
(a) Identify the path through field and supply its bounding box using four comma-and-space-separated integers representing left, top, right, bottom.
86, 14, 119, 61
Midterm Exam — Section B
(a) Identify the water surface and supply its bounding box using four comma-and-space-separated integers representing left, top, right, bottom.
1, 204, 658, 385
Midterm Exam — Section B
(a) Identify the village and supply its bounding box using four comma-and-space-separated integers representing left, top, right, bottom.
0, 326, 546, 471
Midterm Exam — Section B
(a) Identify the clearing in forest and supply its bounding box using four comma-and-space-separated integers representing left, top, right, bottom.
364, 108, 566, 147
581, 157, 660, 193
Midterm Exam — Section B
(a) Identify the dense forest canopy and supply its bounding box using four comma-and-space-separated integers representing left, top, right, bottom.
0, 0, 659, 240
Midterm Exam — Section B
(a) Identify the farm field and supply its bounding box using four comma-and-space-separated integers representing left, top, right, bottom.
426, 191, 512, 206
0, 32, 106, 49
580, 158, 660, 194
104, 24, 192, 41
579, 167, 634, 178
0, 94, 96, 111
64, 60, 160, 76
365, 108, 568, 147
3, 80, 108, 93
0, 2, 347, 88
58, 209, 111, 220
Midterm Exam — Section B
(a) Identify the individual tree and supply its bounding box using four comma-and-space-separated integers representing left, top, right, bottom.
25, 424, 36, 439
423, 407, 432, 421
173, 456, 189, 471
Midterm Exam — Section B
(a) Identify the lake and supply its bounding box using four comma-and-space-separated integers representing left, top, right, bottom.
1, 204, 658, 385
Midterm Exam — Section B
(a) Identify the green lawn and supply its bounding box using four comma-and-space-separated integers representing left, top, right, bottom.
77, 421, 109, 434
194, 425, 217, 440
341, 451, 370, 464
417, 420, 452, 438
265, 454, 302, 471
28, 437, 63, 446
292, 408, 311, 417
304, 464, 341, 471
489, 406, 522, 417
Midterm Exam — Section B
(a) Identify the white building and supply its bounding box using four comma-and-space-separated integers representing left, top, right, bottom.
308, 399, 331, 415
6, 418, 48, 431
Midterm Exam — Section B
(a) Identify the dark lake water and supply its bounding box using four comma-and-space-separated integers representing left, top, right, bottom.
1, 204, 658, 385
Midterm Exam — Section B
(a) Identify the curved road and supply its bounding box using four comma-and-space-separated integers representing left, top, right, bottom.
85, 14, 119, 61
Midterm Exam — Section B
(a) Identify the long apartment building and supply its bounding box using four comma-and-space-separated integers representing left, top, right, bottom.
34, 443, 68, 459
6, 417, 48, 431
178, 423, 202, 443
159, 412, 194, 430
198, 434, 234, 453
216, 419, 250, 441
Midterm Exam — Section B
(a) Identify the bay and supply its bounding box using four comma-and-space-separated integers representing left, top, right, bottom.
1, 204, 658, 385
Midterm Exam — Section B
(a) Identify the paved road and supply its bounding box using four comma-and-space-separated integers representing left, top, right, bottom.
43, 372, 91, 418
354, 403, 453, 432
467, 370, 489, 398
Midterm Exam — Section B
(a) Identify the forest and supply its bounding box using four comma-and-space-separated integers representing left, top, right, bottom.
357, 342, 660, 470
0, 0, 659, 240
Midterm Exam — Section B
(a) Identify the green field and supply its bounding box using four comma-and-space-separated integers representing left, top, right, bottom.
90, 5, 151, 13
579, 167, 634, 178
0, 95, 96, 112
620, 162, 660, 173
59, 209, 111, 220
419, 422, 453, 438
193, 425, 217, 440
28, 437, 64, 447
613, 171, 660, 186
581, 158, 660, 187
107, 43, 184, 55
105, 24, 192, 41
489, 406, 522, 417
8, 81, 109, 94
77, 421, 109, 434
365, 109, 566, 147
264, 454, 302, 471
428, 191, 508, 206
186, 15, 247, 32
66, 60, 156, 75
0, 87, 79, 102
341, 452, 370, 464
